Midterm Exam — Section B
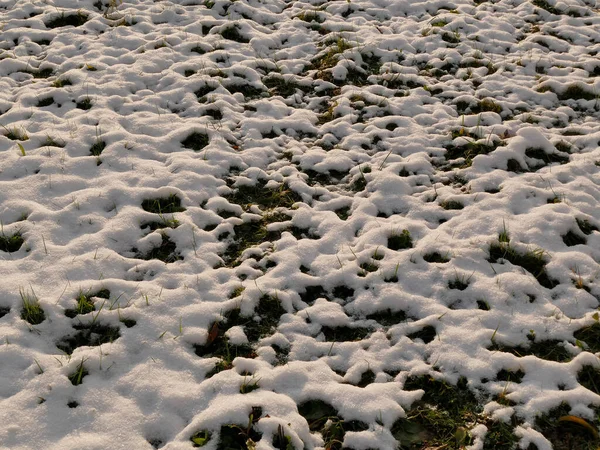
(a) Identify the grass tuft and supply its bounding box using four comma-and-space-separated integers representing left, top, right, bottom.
388, 229, 413, 251
20, 287, 45, 325
76, 97, 93, 110
2, 125, 29, 141
64, 289, 109, 318
273, 424, 294, 450
534, 402, 600, 449
577, 365, 600, 395
52, 78, 72, 88
443, 136, 506, 169
196, 295, 285, 370
477, 299, 490, 310
488, 241, 558, 289
68, 359, 89, 386
448, 273, 470, 290
499, 221, 510, 243
440, 199, 464, 210
394, 376, 480, 449
220, 212, 289, 267
90, 140, 106, 157
263, 75, 305, 97
574, 323, 600, 354
0, 231, 24, 252
225, 180, 301, 211
141, 215, 180, 231
239, 374, 260, 394
482, 420, 519, 450
558, 83, 597, 101
70, 292, 94, 316
311, 37, 353, 72
358, 261, 378, 275
42, 135, 66, 148
296, 10, 324, 23
217, 422, 262, 449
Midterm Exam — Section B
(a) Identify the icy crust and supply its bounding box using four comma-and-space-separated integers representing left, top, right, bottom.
1, 0, 600, 448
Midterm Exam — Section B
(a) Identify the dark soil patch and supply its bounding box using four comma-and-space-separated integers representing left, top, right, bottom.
332, 286, 354, 302
496, 368, 525, 383
37, 97, 54, 107
45, 13, 88, 28
423, 252, 450, 263
321, 325, 371, 342
562, 230, 586, 246
577, 218, 598, 235
195, 84, 217, 100
300, 285, 327, 305
57, 322, 121, 354
221, 26, 249, 43
366, 309, 408, 327
357, 369, 376, 387
0, 306, 10, 319
141, 195, 186, 214
182, 132, 209, 151
136, 233, 182, 263
407, 325, 437, 344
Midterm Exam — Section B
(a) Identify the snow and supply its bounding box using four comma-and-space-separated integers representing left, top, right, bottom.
1, 0, 600, 448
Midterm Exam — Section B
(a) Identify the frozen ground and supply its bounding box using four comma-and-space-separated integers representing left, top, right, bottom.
1, 0, 600, 448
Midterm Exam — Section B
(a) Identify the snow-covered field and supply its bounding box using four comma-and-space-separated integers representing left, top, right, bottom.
1, 0, 600, 448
